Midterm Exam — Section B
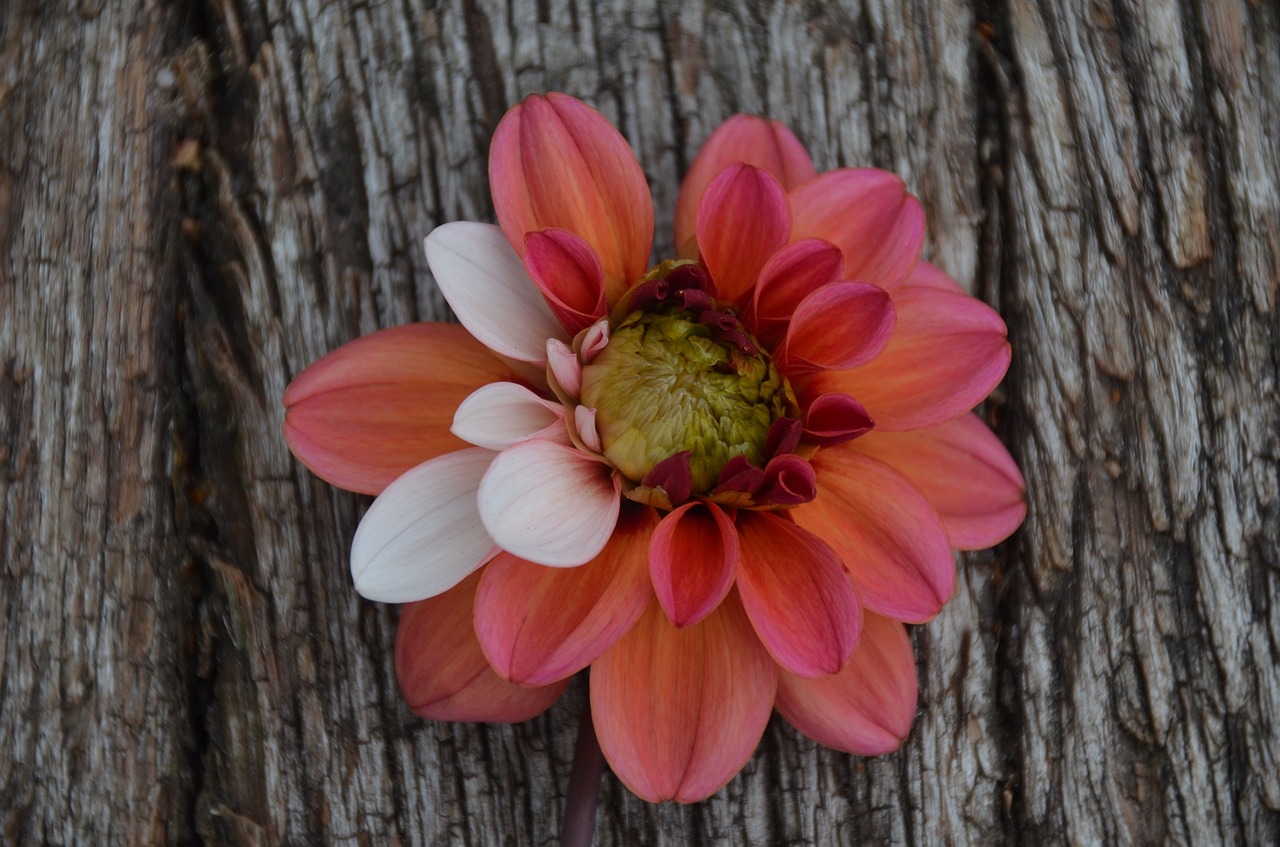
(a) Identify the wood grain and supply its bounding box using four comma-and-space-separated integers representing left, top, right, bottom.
2, 0, 1277, 843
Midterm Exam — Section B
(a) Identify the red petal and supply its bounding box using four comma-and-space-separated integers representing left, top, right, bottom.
851, 414, 1026, 549
591, 595, 777, 803
803, 393, 874, 446
776, 612, 918, 754
490, 93, 653, 303
648, 502, 739, 627
523, 228, 608, 335
695, 164, 791, 303
789, 168, 925, 291
474, 505, 657, 685
675, 115, 816, 255
778, 282, 895, 373
734, 512, 862, 677
395, 571, 567, 722
804, 284, 1011, 431
795, 446, 955, 623
284, 323, 515, 495
747, 238, 844, 337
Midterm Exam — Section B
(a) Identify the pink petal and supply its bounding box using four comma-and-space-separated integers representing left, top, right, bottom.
396, 572, 568, 722
803, 284, 1011, 431
523, 228, 608, 335
591, 595, 777, 803
284, 323, 515, 495
475, 505, 658, 685
778, 282, 895, 373
851, 414, 1026, 550
546, 338, 582, 398
349, 448, 498, 602
747, 238, 844, 337
450, 381, 567, 450
424, 222, 566, 363
789, 169, 925, 291
477, 440, 621, 567
905, 260, 967, 294
775, 612, 918, 754
794, 446, 954, 623
695, 164, 791, 303
734, 512, 862, 678
675, 115, 816, 254
489, 93, 653, 303
648, 501, 739, 627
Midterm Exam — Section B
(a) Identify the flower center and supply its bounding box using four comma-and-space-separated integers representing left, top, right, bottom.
581, 285, 791, 495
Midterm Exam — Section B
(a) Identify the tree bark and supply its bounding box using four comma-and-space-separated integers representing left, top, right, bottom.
2, 0, 1278, 844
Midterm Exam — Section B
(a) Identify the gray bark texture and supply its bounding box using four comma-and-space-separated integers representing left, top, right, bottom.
2, 0, 1278, 844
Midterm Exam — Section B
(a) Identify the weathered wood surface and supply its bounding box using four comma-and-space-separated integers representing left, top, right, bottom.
2, 0, 1278, 844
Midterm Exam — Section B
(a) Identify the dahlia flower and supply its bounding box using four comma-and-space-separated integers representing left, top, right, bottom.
284, 93, 1025, 804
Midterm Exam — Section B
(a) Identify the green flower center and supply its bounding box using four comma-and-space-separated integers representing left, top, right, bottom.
580, 306, 790, 494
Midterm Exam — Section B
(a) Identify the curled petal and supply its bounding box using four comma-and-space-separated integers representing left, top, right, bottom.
591, 596, 777, 803
524, 228, 608, 335
696, 164, 791, 303
574, 405, 603, 452
748, 238, 844, 335
735, 512, 862, 678
396, 572, 568, 722
803, 393, 874, 446
756, 454, 817, 506
790, 169, 925, 291
794, 447, 954, 623
675, 115, 816, 254
451, 381, 567, 450
775, 612, 918, 754
546, 338, 582, 398
284, 323, 514, 495
477, 440, 621, 567
851, 414, 1026, 549
779, 282, 895, 373
490, 93, 653, 302
649, 501, 739, 627
641, 451, 692, 507
475, 505, 658, 686
350, 448, 498, 603
805, 284, 1010, 431
424, 222, 566, 363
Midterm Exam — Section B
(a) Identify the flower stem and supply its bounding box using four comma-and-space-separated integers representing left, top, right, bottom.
560, 695, 604, 847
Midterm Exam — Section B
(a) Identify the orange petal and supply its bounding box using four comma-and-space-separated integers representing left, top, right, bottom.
395, 571, 568, 722
490, 93, 653, 303
795, 446, 954, 623
590, 595, 777, 803
284, 323, 515, 495
648, 501, 739, 628
675, 115, 816, 255
695, 164, 791, 303
789, 168, 925, 291
474, 505, 658, 686
851, 414, 1025, 550
735, 512, 862, 677
803, 282, 1011, 432
775, 612, 918, 754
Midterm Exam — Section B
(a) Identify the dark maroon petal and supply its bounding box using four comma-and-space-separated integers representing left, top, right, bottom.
804, 393, 875, 446
757, 454, 817, 505
765, 417, 803, 458
643, 451, 694, 506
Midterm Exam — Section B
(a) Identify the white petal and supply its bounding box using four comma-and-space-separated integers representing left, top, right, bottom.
350, 448, 498, 602
577, 318, 610, 363
547, 338, 582, 398
451, 381, 567, 450
575, 405, 602, 452
477, 441, 621, 567
424, 222, 566, 363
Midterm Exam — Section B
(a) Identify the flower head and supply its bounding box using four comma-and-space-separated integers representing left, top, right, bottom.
284, 93, 1025, 803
